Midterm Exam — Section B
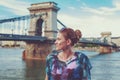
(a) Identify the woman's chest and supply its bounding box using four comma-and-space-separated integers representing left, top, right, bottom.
50, 56, 83, 79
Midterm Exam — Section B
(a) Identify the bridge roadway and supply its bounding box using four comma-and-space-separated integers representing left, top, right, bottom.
0, 33, 118, 48
0, 33, 47, 42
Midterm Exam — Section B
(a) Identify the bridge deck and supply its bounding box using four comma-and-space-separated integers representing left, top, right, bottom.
0, 33, 47, 42
0, 33, 119, 48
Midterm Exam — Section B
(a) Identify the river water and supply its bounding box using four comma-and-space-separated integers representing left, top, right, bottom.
0, 48, 120, 80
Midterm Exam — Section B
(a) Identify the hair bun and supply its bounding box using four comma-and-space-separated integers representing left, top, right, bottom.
75, 29, 82, 40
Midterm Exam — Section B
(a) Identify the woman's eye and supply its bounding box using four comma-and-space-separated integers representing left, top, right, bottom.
56, 38, 60, 40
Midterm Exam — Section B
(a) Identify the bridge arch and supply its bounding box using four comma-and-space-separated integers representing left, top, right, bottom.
36, 17, 43, 36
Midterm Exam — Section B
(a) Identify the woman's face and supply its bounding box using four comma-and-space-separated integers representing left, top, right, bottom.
54, 32, 68, 51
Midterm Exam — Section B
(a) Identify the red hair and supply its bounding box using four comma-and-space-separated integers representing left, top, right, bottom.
59, 28, 82, 46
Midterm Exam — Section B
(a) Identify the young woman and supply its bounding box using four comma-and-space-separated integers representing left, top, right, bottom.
45, 28, 92, 80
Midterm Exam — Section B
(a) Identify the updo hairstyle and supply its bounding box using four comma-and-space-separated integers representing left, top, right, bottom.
59, 28, 82, 46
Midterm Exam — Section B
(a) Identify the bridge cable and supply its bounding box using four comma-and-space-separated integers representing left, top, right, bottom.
57, 19, 67, 28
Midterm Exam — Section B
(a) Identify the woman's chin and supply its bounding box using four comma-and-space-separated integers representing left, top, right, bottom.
55, 48, 61, 51
55, 48, 59, 51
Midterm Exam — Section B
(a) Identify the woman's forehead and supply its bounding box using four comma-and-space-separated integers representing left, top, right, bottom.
57, 32, 64, 38
57, 32, 62, 37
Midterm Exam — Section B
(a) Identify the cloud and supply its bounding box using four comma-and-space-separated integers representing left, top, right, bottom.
81, 7, 114, 16
68, 6, 76, 10
0, 0, 30, 15
80, 0, 120, 16
58, 12, 120, 37
113, 0, 120, 9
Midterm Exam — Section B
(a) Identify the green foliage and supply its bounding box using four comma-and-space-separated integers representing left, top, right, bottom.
74, 43, 99, 48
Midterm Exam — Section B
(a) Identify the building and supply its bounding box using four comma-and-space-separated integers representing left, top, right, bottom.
111, 37, 120, 46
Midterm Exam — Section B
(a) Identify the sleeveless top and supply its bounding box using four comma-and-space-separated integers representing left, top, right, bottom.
46, 51, 92, 80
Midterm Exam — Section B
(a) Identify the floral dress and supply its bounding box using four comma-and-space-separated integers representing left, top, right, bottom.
46, 51, 92, 80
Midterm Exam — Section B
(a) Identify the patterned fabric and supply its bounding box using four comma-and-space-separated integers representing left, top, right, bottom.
46, 51, 92, 80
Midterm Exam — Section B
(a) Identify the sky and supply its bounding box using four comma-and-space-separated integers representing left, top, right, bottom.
0, 0, 120, 37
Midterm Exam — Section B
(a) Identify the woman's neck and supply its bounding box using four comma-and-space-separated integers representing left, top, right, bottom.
58, 48, 74, 62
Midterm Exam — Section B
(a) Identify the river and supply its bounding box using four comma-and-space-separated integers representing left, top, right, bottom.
0, 48, 120, 80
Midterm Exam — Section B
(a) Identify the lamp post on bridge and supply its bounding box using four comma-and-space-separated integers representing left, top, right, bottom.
11, 29, 14, 35
25, 28, 27, 35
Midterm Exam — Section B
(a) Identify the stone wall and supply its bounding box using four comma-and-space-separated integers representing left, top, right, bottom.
23, 41, 54, 60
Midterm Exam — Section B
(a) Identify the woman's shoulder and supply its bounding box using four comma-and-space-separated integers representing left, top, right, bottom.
75, 51, 92, 69
75, 51, 90, 63
75, 51, 88, 59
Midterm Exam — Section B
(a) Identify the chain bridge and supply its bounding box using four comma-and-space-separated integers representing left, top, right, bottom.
0, 2, 119, 60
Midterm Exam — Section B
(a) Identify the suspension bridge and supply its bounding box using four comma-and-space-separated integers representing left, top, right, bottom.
0, 14, 117, 47
0, 2, 119, 60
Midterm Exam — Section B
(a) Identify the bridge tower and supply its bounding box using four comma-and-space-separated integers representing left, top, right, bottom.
23, 2, 60, 60
99, 32, 112, 53
28, 2, 60, 39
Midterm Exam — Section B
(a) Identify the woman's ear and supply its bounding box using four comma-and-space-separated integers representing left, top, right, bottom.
66, 39, 72, 46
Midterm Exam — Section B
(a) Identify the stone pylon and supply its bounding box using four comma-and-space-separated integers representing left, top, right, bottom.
23, 2, 60, 60
99, 32, 112, 54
